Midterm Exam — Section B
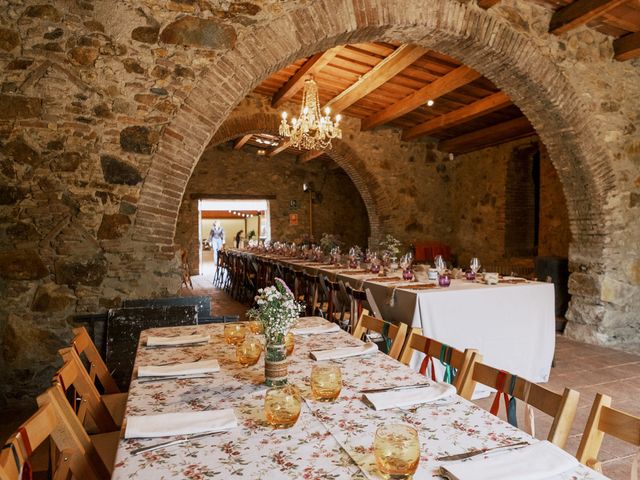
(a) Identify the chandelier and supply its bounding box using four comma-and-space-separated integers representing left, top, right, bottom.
279, 76, 342, 150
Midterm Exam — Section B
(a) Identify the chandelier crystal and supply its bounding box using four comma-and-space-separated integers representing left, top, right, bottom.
279, 76, 342, 150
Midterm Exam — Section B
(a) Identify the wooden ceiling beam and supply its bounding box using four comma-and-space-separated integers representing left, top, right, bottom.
267, 140, 293, 157
477, 0, 502, 8
614, 31, 640, 61
438, 116, 535, 154
549, 0, 628, 35
324, 44, 429, 114
402, 91, 512, 140
233, 134, 252, 150
360, 65, 482, 130
271, 47, 342, 108
298, 150, 325, 163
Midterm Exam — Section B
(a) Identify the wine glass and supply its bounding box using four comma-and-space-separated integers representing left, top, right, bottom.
470, 257, 481, 274
434, 255, 446, 274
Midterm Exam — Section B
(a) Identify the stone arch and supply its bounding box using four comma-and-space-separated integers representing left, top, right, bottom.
135, 0, 617, 269
202, 112, 389, 244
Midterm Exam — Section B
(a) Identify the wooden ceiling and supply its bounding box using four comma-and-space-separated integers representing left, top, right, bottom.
234, 0, 639, 159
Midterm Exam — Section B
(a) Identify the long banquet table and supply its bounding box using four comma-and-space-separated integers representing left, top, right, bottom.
111, 318, 605, 479
237, 251, 555, 387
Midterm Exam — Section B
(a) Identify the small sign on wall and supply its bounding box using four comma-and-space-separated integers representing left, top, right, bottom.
289, 213, 298, 225
289, 200, 298, 210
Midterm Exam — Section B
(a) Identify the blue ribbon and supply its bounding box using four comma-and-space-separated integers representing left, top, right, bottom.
507, 374, 518, 428
439, 345, 456, 385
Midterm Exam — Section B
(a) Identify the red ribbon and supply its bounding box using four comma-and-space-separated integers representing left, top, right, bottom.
489, 370, 510, 417
418, 338, 436, 381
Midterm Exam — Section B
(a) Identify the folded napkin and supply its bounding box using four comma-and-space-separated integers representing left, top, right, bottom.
439, 440, 579, 480
125, 409, 237, 439
310, 342, 378, 361
291, 323, 341, 336
363, 382, 456, 411
137, 359, 220, 378
146, 334, 210, 347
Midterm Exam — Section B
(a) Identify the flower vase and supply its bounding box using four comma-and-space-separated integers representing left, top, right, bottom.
390, 256, 399, 272
265, 342, 288, 386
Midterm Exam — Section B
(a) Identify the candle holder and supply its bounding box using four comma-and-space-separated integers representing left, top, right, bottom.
285, 332, 295, 357
224, 322, 247, 345
310, 364, 342, 402
264, 384, 302, 429
438, 274, 451, 288
236, 337, 263, 367
374, 424, 420, 479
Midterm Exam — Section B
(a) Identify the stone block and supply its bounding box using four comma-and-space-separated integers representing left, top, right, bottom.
159, 16, 237, 49
600, 276, 637, 307
97, 213, 131, 240
568, 272, 602, 297
0, 249, 49, 280
51, 152, 82, 172
100, 155, 142, 185
68, 46, 99, 66
0, 28, 20, 51
54, 254, 107, 287
0, 95, 42, 119
32, 283, 75, 312
0, 185, 23, 205
119, 126, 159, 154
131, 26, 159, 44
24, 4, 61, 21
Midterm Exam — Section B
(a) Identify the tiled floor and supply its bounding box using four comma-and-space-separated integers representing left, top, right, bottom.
2, 274, 638, 479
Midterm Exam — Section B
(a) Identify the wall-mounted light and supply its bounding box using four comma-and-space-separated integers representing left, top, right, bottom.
257, 149, 266, 156
427, 99, 434, 107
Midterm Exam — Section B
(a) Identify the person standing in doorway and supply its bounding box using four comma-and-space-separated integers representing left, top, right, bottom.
209, 221, 225, 268
235, 230, 243, 249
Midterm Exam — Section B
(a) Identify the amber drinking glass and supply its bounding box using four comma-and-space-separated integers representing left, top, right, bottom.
224, 322, 247, 345
264, 384, 302, 429
374, 424, 420, 479
285, 332, 295, 356
236, 337, 263, 366
310, 364, 342, 401
248, 320, 264, 334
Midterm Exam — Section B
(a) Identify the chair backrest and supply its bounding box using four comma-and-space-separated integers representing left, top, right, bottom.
398, 328, 480, 400
71, 326, 120, 395
352, 314, 407, 360
55, 348, 119, 434
470, 361, 579, 448
0, 385, 109, 480
576, 393, 640, 471
364, 288, 383, 318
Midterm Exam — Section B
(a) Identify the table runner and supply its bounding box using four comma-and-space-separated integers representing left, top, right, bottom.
112, 319, 605, 480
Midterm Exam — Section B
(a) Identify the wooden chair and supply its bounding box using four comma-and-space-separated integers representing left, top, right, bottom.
352, 314, 407, 360
0, 385, 112, 480
469, 361, 579, 448
71, 327, 120, 395
398, 328, 480, 400
345, 285, 368, 333
55, 348, 124, 434
576, 393, 640, 473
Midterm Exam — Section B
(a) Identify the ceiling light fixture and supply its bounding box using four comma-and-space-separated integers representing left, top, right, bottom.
427, 99, 434, 107
279, 76, 342, 151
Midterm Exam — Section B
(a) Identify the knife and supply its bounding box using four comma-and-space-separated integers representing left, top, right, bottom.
436, 441, 530, 461
360, 383, 431, 394
131, 430, 225, 456
136, 373, 217, 383
144, 341, 209, 349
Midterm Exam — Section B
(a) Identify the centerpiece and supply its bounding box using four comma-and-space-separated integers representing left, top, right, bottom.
248, 279, 304, 386
380, 234, 402, 271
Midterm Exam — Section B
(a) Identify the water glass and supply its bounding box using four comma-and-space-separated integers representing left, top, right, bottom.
264, 384, 302, 429
374, 424, 420, 479
224, 322, 247, 345
310, 364, 342, 401
285, 332, 295, 356
248, 320, 264, 334
236, 337, 263, 366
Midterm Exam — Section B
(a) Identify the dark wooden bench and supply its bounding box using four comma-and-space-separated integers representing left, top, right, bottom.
123, 295, 212, 318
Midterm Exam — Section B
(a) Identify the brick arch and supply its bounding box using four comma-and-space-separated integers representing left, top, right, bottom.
136, 0, 617, 265
206, 113, 388, 244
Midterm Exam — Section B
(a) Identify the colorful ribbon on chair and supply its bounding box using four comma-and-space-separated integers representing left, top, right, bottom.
2, 427, 34, 480
419, 338, 437, 381
380, 323, 392, 354
439, 345, 456, 385
490, 370, 518, 428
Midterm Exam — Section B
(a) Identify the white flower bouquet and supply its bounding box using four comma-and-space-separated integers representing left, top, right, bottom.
248, 278, 304, 345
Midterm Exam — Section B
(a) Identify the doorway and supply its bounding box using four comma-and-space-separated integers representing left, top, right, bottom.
198, 199, 271, 276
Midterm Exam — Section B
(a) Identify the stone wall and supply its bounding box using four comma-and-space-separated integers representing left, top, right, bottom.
0, 0, 639, 399
175, 143, 370, 272
448, 137, 570, 267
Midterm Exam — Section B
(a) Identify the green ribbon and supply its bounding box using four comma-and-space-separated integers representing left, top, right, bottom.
439, 345, 456, 385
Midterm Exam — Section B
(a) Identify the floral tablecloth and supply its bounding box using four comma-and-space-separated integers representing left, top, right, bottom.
112, 318, 606, 480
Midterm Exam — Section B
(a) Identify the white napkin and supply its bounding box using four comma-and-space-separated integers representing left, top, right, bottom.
146, 334, 210, 347
310, 342, 378, 361
439, 440, 579, 480
363, 382, 456, 411
137, 359, 220, 378
291, 323, 341, 336
124, 409, 237, 439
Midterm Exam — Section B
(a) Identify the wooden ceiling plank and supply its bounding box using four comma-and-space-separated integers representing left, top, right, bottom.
438, 116, 535, 154
271, 47, 342, 108
614, 31, 640, 61
402, 91, 512, 140
298, 150, 325, 163
360, 65, 482, 130
478, 0, 502, 8
549, 0, 629, 34
268, 139, 293, 157
233, 134, 253, 150
323, 44, 429, 113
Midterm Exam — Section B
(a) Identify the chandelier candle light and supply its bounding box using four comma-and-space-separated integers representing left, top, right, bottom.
279, 76, 342, 150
